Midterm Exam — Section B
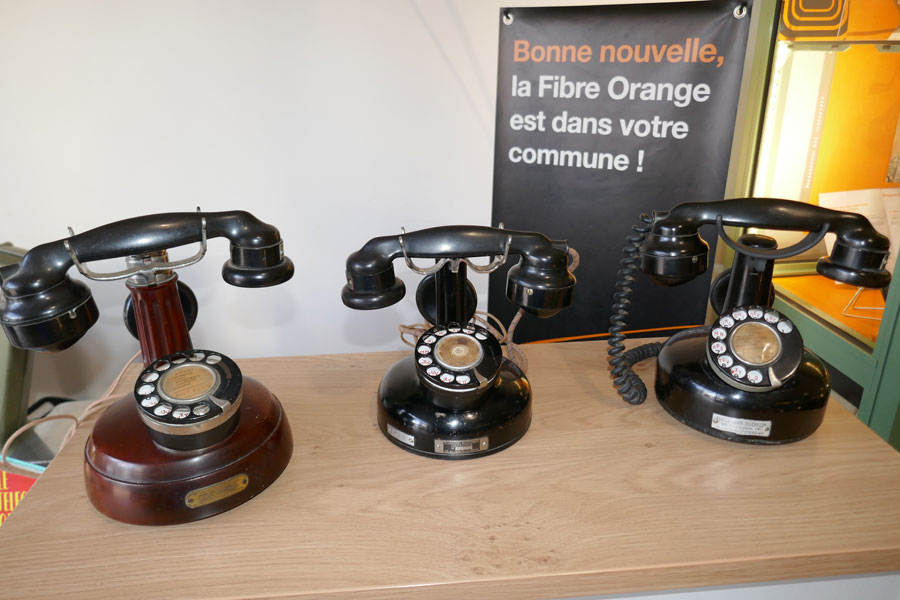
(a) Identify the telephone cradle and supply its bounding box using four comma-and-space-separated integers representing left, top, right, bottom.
343, 226, 575, 459
609, 199, 891, 444
0, 211, 295, 525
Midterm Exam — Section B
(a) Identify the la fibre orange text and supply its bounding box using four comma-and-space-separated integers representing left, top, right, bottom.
513, 39, 725, 68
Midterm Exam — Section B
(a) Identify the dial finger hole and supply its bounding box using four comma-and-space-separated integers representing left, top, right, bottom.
153, 403, 172, 417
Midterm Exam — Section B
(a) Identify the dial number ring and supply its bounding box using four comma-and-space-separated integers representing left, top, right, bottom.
706, 306, 803, 393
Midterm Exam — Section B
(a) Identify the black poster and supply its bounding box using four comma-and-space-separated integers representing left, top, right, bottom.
489, 2, 753, 342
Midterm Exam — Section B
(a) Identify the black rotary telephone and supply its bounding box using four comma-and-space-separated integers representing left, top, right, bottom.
342, 225, 576, 459
608, 198, 891, 444
0, 211, 295, 525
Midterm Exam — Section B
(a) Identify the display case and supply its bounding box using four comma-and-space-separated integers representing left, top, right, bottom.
751, 0, 900, 447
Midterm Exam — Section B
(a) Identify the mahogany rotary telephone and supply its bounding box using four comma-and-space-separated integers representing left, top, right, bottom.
0, 211, 294, 525
608, 198, 891, 444
342, 226, 576, 459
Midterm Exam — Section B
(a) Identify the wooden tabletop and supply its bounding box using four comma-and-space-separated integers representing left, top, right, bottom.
2, 339, 900, 599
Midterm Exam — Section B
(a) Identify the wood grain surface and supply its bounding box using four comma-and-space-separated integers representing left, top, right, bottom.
2, 340, 900, 599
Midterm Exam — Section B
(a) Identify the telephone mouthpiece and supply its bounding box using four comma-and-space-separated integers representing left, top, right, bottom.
222, 240, 294, 287
816, 241, 891, 289
341, 280, 406, 310
505, 263, 575, 318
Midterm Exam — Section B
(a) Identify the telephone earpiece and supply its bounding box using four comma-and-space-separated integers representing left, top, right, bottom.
343, 225, 576, 459
0, 275, 97, 352
342, 248, 406, 310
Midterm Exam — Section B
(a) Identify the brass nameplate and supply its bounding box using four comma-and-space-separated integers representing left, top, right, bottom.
163, 365, 215, 400
185, 473, 249, 508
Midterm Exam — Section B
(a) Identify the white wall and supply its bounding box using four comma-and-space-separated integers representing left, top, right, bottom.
0, 0, 661, 402
1, 0, 669, 402
0, 0, 490, 401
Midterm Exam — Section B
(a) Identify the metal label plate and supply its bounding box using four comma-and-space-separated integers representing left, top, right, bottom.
434, 436, 489, 454
386, 423, 415, 446
185, 473, 249, 508
711, 413, 772, 437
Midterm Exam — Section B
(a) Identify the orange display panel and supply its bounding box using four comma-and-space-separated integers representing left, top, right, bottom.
774, 275, 884, 344
780, 0, 900, 41
809, 45, 900, 205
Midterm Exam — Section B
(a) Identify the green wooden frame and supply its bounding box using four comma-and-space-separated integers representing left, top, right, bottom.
715, 0, 900, 449
858, 281, 900, 446
775, 280, 900, 448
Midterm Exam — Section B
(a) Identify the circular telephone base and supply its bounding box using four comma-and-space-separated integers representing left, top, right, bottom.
123, 280, 198, 341
376, 355, 531, 459
84, 376, 292, 525
655, 328, 830, 444
415, 274, 477, 325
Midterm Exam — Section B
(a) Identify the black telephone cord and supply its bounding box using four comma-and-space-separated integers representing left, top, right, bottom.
607, 214, 663, 405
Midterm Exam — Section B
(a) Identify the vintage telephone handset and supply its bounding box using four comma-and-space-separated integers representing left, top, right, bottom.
343, 225, 576, 459
608, 198, 891, 444
0, 211, 295, 524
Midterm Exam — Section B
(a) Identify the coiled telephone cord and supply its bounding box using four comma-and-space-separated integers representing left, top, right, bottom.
607, 214, 663, 405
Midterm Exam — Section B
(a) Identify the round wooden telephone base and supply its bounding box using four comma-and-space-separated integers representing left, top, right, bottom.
84, 377, 292, 525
